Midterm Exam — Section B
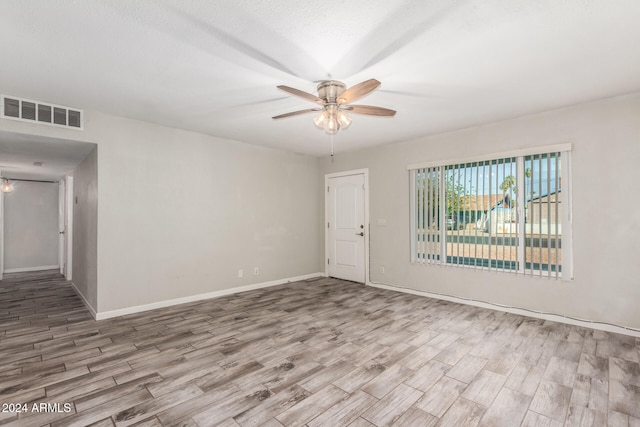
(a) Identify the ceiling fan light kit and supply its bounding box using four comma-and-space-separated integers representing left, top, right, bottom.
313, 104, 352, 135
273, 78, 396, 138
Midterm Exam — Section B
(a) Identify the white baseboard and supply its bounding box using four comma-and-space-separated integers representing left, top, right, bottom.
94, 272, 326, 320
70, 282, 98, 319
4, 265, 59, 273
367, 281, 640, 338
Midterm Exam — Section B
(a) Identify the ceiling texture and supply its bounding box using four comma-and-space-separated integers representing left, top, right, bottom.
2, 0, 640, 165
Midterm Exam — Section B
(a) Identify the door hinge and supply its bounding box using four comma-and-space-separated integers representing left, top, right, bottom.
327, 222, 330, 228
327, 258, 330, 265
327, 185, 330, 192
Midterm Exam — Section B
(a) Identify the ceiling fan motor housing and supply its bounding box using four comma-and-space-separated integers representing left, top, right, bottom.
317, 81, 346, 103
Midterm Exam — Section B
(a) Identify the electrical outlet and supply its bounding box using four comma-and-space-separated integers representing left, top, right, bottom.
238, 269, 243, 278
254, 267, 259, 276
379, 266, 385, 274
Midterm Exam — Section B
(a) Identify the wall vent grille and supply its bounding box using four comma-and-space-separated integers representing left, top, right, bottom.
1, 95, 83, 130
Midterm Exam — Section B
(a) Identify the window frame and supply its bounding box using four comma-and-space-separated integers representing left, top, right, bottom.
409, 143, 573, 280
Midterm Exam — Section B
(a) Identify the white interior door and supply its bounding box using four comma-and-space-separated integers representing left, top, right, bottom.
327, 173, 366, 283
65, 176, 73, 280
58, 179, 66, 275
57, 176, 74, 280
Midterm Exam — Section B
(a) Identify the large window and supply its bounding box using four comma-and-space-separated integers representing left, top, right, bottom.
410, 145, 572, 279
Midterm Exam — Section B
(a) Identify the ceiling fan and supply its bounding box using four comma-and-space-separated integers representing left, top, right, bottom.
272, 79, 396, 135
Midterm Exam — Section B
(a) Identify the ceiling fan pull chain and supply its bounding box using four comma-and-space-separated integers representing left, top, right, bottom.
330, 133, 335, 160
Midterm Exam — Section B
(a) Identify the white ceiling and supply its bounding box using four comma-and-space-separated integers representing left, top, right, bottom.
1, 0, 640, 158
0, 131, 96, 181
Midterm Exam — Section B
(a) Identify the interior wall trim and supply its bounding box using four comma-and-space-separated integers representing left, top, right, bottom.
4, 265, 59, 273
88, 272, 327, 321
70, 281, 97, 319
368, 281, 640, 338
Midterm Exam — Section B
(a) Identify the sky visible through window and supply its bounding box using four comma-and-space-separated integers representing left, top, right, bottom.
444, 154, 560, 200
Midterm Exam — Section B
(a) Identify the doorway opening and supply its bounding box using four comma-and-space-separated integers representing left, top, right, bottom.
0, 130, 95, 281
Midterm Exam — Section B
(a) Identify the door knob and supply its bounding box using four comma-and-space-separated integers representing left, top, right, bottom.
356, 232, 364, 236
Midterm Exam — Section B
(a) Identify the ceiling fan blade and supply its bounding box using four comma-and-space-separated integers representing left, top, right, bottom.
346, 105, 396, 116
331, 2, 463, 77
277, 86, 324, 104
338, 79, 381, 104
272, 108, 320, 119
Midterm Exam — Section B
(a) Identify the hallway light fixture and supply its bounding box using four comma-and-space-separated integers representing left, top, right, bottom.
1, 178, 14, 193
0, 176, 57, 194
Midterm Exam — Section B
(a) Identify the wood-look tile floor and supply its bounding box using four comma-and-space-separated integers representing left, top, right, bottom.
1, 270, 639, 427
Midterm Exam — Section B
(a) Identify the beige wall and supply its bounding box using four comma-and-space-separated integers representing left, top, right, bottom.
92, 113, 323, 312
3, 181, 59, 271
72, 146, 98, 311
321, 93, 640, 330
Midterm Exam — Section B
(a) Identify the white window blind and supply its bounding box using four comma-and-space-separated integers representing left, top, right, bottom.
410, 146, 572, 279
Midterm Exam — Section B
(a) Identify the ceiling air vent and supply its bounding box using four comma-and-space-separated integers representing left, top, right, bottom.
1, 95, 83, 130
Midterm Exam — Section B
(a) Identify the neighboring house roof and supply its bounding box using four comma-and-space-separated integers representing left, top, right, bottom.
461, 189, 561, 212
462, 194, 509, 211
527, 189, 561, 203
